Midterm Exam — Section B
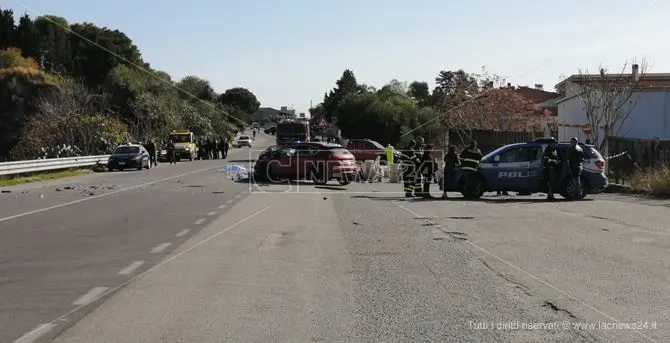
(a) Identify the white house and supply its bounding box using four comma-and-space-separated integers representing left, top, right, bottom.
554, 65, 670, 146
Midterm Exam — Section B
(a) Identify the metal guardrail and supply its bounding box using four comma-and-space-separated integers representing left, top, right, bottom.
0, 155, 111, 176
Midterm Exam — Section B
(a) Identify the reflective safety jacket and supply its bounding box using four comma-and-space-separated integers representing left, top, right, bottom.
543, 147, 560, 168
459, 147, 482, 172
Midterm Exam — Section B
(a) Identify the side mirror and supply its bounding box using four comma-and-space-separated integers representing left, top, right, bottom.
493, 155, 500, 162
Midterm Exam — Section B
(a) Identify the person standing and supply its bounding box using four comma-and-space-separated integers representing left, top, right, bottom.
223, 137, 229, 158
166, 140, 176, 165
146, 139, 157, 167
568, 137, 584, 194
417, 144, 438, 199
459, 140, 483, 198
542, 139, 561, 200
441, 145, 459, 199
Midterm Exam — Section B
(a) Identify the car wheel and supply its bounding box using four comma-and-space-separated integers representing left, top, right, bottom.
461, 177, 485, 200
563, 177, 587, 200
144, 160, 150, 169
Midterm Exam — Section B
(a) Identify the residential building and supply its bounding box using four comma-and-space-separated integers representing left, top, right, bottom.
554, 65, 670, 144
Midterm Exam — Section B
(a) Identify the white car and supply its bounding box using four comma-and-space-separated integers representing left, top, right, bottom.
236, 136, 252, 148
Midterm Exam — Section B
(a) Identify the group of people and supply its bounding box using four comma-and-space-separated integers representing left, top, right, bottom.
397, 136, 585, 201
196, 137, 229, 160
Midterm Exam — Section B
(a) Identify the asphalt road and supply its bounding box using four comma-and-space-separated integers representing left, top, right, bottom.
0, 131, 268, 343
3, 134, 669, 342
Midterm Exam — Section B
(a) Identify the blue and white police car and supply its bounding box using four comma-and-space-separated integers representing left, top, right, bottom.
438, 138, 608, 200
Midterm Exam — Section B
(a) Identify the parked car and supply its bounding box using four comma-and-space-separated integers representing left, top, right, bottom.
346, 139, 385, 161
107, 144, 151, 171
438, 138, 607, 200
253, 142, 358, 185
236, 135, 252, 148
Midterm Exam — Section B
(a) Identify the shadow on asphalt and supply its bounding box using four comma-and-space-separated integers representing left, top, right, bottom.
227, 159, 256, 163
477, 197, 594, 203
314, 186, 348, 191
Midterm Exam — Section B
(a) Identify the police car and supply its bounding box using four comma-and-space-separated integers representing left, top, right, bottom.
438, 138, 608, 200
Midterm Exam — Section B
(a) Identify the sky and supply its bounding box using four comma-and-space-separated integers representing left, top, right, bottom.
6, 0, 670, 116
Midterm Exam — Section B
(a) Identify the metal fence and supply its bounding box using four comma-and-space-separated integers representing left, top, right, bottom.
0, 155, 110, 177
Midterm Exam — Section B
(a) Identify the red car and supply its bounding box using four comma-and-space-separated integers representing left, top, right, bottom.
254, 143, 358, 185
346, 139, 385, 161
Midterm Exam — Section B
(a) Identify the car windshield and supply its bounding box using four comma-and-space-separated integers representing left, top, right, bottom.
239, 136, 250, 140
114, 146, 139, 154
169, 134, 190, 143
369, 140, 384, 149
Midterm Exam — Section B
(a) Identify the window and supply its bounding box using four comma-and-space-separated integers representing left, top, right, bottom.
529, 147, 543, 161
497, 147, 533, 163
295, 146, 318, 156
278, 148, 295, 157
114, 146, 139, 154
169, 134, 190, 143
366, 140, 384, 150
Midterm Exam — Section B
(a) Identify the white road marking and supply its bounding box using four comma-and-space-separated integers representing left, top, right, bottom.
218, 204, 227, 209
176, 229, 191, 237
395, 203, 658, 343
226, 199, 234, 204
194, 218, 206, 225
0, 165, 226, 223
207, 211, 217, 216
234, 194, 242, 198
72, 287, 109, 306
15, 206, 271, 340
12, 323, 56, 343
150, 242, 171, 253
118, 261, 144, 275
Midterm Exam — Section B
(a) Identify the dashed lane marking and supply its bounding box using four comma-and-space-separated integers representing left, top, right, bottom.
72, 287, 109, 306
118, 261, 144, 275
207, 211, 217, 216
11, 205, 271, 343
12, 323, 56, 343
194, 218, 206, 225
218, 204, 227, 209
176, 229, 191, 237
0, 165, 227, 224
150, 242, 171, 253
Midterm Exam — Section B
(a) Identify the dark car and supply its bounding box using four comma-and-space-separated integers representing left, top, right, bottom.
264, 127, 276, 135
438, 138, 607, 200
108, 144, 151, 171
253, 142, 358, 185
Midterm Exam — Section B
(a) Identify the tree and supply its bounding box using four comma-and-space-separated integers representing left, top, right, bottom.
576, 61, 646, 151
217, 87, 260, 123
0, 8, 15, 49
408, 81, 430, 106
322, 69, 364, 119
11, 79, 127, 158
14, 14, 40, 58
69, 22, 143, 86
176, 75, 216, 102
450, 88, 549, 132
